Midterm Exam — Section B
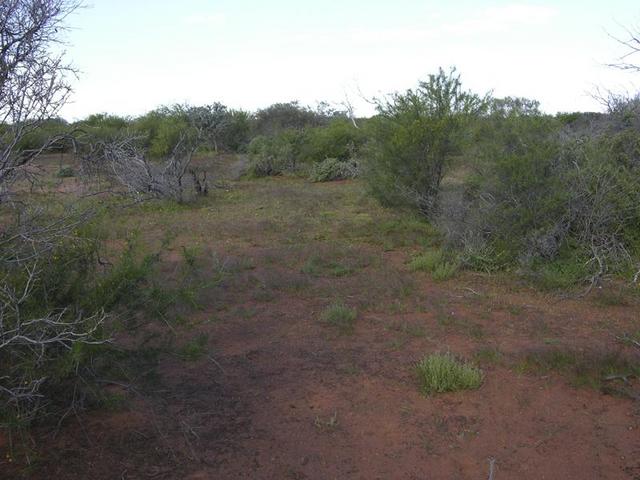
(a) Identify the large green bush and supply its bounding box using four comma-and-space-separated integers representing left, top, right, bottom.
363, 67, 488, 217
247, 129, 306, 176
133, 107, 192, 158
445, 98, 640, 285
299, 118, 365, 163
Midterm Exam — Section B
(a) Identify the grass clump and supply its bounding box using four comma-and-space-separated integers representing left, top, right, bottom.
431, 261, 459, 281
321, 302, 357, 333
416, 352, 483, 395
56, 165, 75, 178
409, 249, 459, 281
409, 250, 444, 272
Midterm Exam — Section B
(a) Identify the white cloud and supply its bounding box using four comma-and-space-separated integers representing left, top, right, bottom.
348, 3, 559, 45
443, 4, 558, 35
183, 12, 226, 27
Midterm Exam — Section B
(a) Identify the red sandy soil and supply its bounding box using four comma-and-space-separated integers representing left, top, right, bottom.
3, 249, 639, 480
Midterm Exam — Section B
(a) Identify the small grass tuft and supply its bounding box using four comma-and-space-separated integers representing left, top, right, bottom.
321, 302, 357, 333
416, 352, 483, 395
179, 333, 209, 361
431, 261, 459, 281
409, 249, 458, 281
57, 165, 75, 178
408, 250, 444, 272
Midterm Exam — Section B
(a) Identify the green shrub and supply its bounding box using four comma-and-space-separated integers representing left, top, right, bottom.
299, 118, 365, 163
363, 67, 488, 217
0, 215, 155, 431
247, 129, 306, 177
253, 101, 327, 137
309, 158, 358, 182
443, 98, 640, 287
14, 117, 70, 153
133, 107, 193, 158
75, 113, 130, 141
416, 352, 483, 395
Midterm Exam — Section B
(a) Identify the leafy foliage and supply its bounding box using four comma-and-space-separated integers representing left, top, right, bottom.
363, 67, 489, 217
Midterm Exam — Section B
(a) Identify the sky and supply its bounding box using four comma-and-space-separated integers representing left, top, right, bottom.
58, 0, 640, 121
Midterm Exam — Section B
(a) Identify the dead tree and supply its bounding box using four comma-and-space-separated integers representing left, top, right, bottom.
99, 133, 200, 202
0, 1, 111, 427
608, 21, 640, 73
0, 0, 80, 199
94, 105, 219, 202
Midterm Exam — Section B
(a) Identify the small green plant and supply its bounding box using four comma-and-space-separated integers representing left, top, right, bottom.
321, 302, 357, 333
179, 333, 209, 361
416, 352, 483, 395
409, 250, 458, 281
431, 261, 459, 281
181, 245, 199, 269
409, 250, 444, 272
56, 165, 75, 178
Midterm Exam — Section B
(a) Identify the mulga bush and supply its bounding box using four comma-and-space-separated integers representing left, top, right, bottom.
133, 107, 193, 158
443, 96, 640, 286
247, 116, 364, 178
75, 113, 130, 142
247, 129, 306, 177
362, 68, 488, 217
299, 118, 366, 163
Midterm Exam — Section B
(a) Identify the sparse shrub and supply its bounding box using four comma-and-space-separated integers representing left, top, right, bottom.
309, 158, 358, 182
321, 302, 357, 333
415, 352, 483, 395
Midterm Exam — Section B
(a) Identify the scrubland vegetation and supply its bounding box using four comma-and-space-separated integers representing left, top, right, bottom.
1, 1, 640, 478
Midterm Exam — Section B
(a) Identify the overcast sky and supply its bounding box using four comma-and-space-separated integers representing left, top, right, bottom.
59, 0, 640, 120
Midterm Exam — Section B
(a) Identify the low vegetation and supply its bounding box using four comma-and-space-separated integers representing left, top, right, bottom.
415, 352, 483, 395
321, 303, 357, 334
